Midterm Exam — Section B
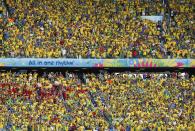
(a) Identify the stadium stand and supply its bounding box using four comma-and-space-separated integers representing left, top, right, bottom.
1, 0, 194, 58
0, 0, 194, 130
0, 71, 194, 130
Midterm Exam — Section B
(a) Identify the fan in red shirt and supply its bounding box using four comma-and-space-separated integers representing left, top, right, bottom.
23, 88, 32, 99
107, 79, 113, 84
132, 49, 138, 58
62, 91, 69, 100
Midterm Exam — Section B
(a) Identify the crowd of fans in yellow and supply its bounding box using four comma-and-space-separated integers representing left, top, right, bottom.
0, 0, 194, 131
0, 71, 194, 130
1, 0, 194, 58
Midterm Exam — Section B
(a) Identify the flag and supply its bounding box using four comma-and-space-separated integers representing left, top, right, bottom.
7, 18, 15, 27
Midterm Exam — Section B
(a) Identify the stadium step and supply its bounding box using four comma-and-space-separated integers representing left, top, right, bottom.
88, 91, 97, 107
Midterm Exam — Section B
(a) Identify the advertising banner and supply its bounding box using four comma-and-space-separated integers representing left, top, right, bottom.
141, 16, 163, 22
0, 58, 194, 68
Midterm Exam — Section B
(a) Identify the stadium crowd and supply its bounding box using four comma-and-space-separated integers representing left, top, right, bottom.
0, 71, 194, 130
0, 0, 194, 131
1, 0, 194, 58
